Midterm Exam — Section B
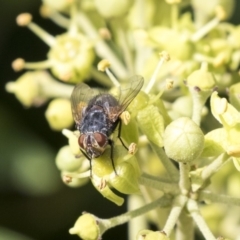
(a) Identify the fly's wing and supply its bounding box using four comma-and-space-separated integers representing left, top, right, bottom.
108, 75, 144, 122
118, 75, 144, 112
70, 83, 99, 125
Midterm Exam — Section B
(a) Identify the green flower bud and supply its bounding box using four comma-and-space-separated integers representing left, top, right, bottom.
5, 71, 48, 107
137, 105, 165, 147
48, 33, 94, 83
69, 213, 100, 240
94, 0, 134, 18
108, 155, 140, 194
163, 117, 204, 162
186, 62, 216, 91
45, 98, 73, 131
91, 147, 124, 177
90, 146, 140, 204
56, 145, 84, 172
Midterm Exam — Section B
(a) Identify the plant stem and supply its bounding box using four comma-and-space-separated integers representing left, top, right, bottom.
199, 190, 240, 206
76, 11, 128, 79
100, 196, 171, 234
163, 195, 188, 236
190, 87, 210, 126
201, 153, 229, 180
145, 54, 167, 94
139, 174, 180, 194
191, 17, 220, 42
127, 195, 148, 240
150, 142, 179, 182
115, 21, 135, 75
176, 209, 194, 240
179, 163, 190, 195
187, 199, 216, 240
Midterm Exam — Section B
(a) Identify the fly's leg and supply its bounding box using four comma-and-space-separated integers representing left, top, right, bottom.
117, 120, 129, 150
108, 139, 118, 175
80, 149, 93, 177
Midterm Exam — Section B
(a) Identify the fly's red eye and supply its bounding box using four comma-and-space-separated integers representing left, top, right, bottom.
78, 135, 85, 149
93, 132, 107, 147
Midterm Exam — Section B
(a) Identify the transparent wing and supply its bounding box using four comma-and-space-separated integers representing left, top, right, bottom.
70, 83, 99, 124
118, 75, 144, 113
106, 75, 144, 122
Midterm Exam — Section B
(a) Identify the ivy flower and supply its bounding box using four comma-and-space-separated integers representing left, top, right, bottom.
13, 9, 94, 83
203, 92, 240, 170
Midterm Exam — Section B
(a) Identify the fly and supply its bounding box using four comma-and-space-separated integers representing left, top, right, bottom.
70, 75, 144, 176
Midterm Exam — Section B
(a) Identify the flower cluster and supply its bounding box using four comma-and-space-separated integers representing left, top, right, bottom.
6, 0, 240, 239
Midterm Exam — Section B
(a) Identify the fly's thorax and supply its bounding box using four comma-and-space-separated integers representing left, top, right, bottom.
80, 106, 109, 135
78, 132, 108, 158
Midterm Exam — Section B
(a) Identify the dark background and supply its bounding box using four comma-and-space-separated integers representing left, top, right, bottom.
0, 1, 239, 240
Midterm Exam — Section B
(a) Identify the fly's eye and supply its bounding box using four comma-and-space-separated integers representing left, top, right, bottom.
93, 132, 107, 147
78, 135, 85, 149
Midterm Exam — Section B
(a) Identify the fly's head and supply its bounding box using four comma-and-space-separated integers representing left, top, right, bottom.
78, 132, 108, 159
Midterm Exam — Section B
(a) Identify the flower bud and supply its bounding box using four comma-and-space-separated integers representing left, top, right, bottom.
94, 0, 134, 18
163, 117, 204, 162
69, 213, 100, 240
91, 146, 140, 204
56, 145, 84, 172
48, 33, 94, 83
186, 62, 216, 91
45, 98, 73, 131
108, 155, 140, 194
5, 71, 48, 107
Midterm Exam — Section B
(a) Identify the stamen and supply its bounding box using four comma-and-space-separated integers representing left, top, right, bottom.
98, 60, 120, 87
16, 13, 56, 47
145, 51, 170, 93
12, 59, 52, 71
191, 6, 226, 43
